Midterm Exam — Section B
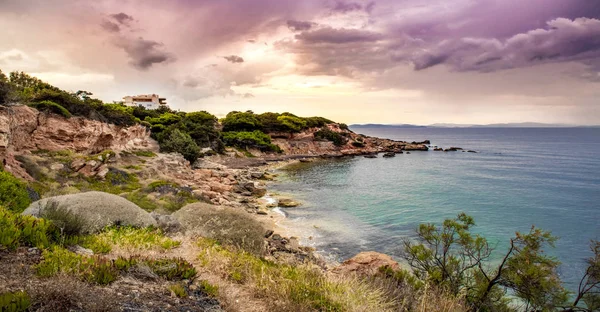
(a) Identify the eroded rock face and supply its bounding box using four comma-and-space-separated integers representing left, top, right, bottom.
332, 251, 399, 276
0, 105, 158, 179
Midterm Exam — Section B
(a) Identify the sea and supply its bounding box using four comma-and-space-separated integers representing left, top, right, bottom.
269, 127, 600, 290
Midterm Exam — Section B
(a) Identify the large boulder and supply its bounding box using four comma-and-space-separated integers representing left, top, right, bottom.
172, 202, 266, 255
332, 251, 399, 276
22, 191, 156, 233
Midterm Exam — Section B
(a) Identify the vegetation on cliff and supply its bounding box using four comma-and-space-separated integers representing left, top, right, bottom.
1, 69, 355, 163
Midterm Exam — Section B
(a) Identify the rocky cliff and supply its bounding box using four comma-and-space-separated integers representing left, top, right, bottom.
0, 105, 158, 179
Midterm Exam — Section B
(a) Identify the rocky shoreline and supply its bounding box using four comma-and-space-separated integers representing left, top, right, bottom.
0, 105, 467, 270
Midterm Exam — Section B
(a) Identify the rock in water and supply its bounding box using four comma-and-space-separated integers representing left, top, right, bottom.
22, 191, 157, 233
278, 198, 301, 207
333, 251, 399, 276
382, 152, 395, 158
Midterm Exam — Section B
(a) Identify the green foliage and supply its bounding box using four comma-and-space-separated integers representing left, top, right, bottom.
168, 283, 188, 298
96, 103, 139, 126
0, 171, 31, 213
222, 130, 281, 152
81, 226, 180, 253
74, 168, 140, 195
401, 213, 575, 311
0, 291, 31, 312
36, 246, 196, 285
304, 116, 334, 128
576, 240, 600, 310
28, 100, 72, 118
277, 115, 307, 133
314, 129, 348, 146
199, 280, 219, 297
222, 111, 262, 132
41, 200, 85, 236
179, 111, 223, 151
159, 129, 201, 162
0, 206, 57, 250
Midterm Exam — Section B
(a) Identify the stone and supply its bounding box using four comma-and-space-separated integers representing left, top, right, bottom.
68, 245, 94, 256
150, 212, 183, 233
382, 152, 395, 158
250, 171, 264, 179
278, 198, 300, 207
50, 163, 64, 171
95, 164, 110, 179
333, 251, 399, 276
264, 230, 274, 238
70, 158, 86, 171
22, 191, 157, 233
243, 182, 267, 197
364, 154, 377, 158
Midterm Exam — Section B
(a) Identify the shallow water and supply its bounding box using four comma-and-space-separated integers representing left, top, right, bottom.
270, 127, 600, 290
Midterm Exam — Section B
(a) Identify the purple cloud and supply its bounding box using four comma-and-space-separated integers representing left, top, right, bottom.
411, 18, 600, 71
287, 20, 314, 32
110, 12, 134, 25
295, 27, 383, 44
115, 37, 175, 70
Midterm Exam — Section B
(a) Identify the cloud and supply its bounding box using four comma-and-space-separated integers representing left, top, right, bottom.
331, 1, 362, 13
287, 20, 314, 32
110, 12, 134, 25
101, 20, 121, 33
114, 37, 175, 70
223, 55, 244, 63
295, 27, 383, 44
410, 18, 600, 72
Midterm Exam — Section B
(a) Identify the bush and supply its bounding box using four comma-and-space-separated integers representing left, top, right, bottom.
28, 100, 72, 118
0, 207, 57, 250
168, 284, 187, 298
222, 130, 281, 152
159, 129, 201, 162
73, 226, 180, 254
277, 115, 307, 133
314, 129, 347, 146
0, 171, 31, 213
221, 111, 262, 132
0, 291, 31, 312
40, 200, 85, 237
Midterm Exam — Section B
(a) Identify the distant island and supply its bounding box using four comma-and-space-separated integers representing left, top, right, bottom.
351, 122, 600, 128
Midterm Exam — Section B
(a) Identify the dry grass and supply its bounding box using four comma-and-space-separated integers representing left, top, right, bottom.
196, 238, 396, 312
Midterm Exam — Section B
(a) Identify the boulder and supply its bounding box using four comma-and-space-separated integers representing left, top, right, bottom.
243, 182, 267, 197
22, 191, 157, 233
364, 154, 377, 158
382, 152, 395, 158
278, 198, 301, 208
173, 202, 267, 255
333, 251, 399, 276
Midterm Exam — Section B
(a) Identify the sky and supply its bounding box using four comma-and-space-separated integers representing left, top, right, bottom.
1, 0, 599, 125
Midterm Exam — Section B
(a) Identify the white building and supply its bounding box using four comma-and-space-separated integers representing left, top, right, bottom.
123, 94, 167, 110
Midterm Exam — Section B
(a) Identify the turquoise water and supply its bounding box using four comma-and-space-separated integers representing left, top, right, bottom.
270, 127, 600, 290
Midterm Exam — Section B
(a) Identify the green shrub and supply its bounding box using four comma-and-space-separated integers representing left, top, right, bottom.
0, 291, 31, 312
159, 129, 201, 162
0, 207, 57, 250
277, 115, 307, 133
0, 171, 31, 213
314, 129, 347, 146
222, 111, 262, 132
199, 280, 219, 297
96, 104, 138, 126
168, 283, 188, 298
29, 100, 72, 118
41, 200, 85, 236
222, 130, 281, 152
147, 257, 197, 280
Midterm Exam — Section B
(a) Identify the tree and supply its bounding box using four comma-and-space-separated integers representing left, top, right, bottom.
402, 213, 569, 311
221, 111, 262, 132
277, 115, 307, 136
564, 240, 600, 311
159, 129, 201, 162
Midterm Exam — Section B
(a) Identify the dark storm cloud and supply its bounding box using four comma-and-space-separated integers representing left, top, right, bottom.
411, 18, 600, 71
223, 55, 244, 63
287, 20, 314, 32
115, 37, 175, 70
